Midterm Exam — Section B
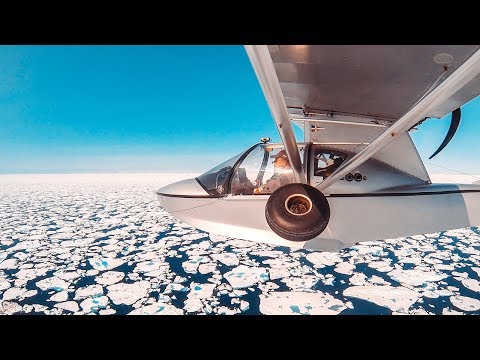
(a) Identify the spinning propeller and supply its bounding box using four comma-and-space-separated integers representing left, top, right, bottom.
429, 107, 461, 159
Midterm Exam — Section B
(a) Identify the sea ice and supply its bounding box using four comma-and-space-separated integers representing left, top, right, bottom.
335, 262, 355, 275
80, 296, 109, 313
450, 295, 480, 311
212, 253, 239, 266
0, 259, 17, 270
74, 285, 104, 300
387, 269, 448, 287
88, 257, 125, 271
36, 277, 70, 292
343, 285, 421, 313
106, 281, 150, 305
260, 291, 346, 315
188, 282, 216, 299
54, 301, 80, 313
282, 276, 319, 290
95, 271, 125, 286
224, 265, 269, 289
305, 252, 342, 267
2, 287, 28, 301
49, 291, 69, 302
129, 303, 183, 315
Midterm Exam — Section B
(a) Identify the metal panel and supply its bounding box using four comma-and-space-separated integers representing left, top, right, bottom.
372, 133, 430, 182
268, 45, 480, 120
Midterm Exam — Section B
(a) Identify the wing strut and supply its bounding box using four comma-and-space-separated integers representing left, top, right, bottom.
428, 107, 461, 159
317, 49, 480, 191
244, 45, 307, 184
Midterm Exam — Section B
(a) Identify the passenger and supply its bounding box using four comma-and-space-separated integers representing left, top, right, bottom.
254, 149, 294, 194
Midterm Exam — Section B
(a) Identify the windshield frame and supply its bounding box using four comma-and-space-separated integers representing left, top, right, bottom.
195, 143, 261, 196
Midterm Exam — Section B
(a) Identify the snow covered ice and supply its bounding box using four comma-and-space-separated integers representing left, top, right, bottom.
1, 173, 480, 315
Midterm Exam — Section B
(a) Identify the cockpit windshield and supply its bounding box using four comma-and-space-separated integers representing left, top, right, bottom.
196, 143, 306, 197
195, 149, 246, 196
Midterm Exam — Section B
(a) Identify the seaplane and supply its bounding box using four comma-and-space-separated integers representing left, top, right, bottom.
156, 45, 480, 252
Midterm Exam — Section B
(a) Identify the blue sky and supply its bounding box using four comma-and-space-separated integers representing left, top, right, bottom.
1, 45, 479, 175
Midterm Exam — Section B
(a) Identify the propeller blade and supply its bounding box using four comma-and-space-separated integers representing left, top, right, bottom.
429, 107, 461, 160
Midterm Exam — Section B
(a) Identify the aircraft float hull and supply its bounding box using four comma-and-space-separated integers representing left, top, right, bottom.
157, 181, 480, 251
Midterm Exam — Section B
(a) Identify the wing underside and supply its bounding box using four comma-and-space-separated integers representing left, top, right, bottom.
246, 45, 480, 185
269, 45, 480, 120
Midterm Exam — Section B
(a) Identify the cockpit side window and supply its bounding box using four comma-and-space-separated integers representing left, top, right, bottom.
314, 148, 347, 180
231, 146, 304, 195
195, 150, 244, 196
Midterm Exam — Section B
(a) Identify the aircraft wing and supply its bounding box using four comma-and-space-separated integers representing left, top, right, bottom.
266, 45, 480, 121
245, 45, 480, 189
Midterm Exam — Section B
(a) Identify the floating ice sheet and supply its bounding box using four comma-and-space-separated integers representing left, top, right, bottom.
387, 269, 448, 287
129, 303, 183, 315
95, 271, 125, 286
450, 295, 480, 312
36, 277, 70, 292
2, 173, 480, 315
88, 257, 125, 271
344, 285, 421, 313
260, 291, 346, 315
107, 281, 150, 305
224, 265, 269, 289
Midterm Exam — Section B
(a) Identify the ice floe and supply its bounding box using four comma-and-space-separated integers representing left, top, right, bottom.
260, 291, 346, 315
268, 268, 291, 280
305, 252, 342, 267
107, 281, 150, 305
88, 257, 125, 271
387, 269, 448, 287
224, 265, 269, 289
343, 285, 421, 313
74, 285, 104, 300
282, 276, 318, 290
198, 263, 216, 274
95, 271, 125, 285
129, 303, 183, 315
80, 296, 109, 313
0, 301, 22, 314
188, 282, 216, 299
1, 173, 480, 315
335, 261, 355, 275
36, 277, 70, 292
212, 253, 239, 266
0, 259, 17, 270
54, 301, 80, 313
50, 291, 69, 302
450, 295, 480, 312
184, 297, 204, 313
0, 280, 11, 291
2, 287, 28, 301
349, 273, 367, 286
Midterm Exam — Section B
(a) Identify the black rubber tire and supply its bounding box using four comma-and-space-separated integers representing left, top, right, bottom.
265, 183, 330, 242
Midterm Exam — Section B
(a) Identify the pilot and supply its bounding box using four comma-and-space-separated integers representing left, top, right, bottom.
323, 156, 344, 177
255, 149, 294, 194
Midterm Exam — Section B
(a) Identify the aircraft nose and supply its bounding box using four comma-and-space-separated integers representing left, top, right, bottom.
156, 178, 210, 198
156, 177, 216, 214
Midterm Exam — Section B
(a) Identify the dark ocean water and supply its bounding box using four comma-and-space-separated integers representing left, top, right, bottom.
1, 174, 479, 315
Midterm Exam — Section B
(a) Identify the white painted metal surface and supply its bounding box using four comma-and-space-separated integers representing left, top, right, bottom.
157, 182, 480, 252
156, 45, 480, 252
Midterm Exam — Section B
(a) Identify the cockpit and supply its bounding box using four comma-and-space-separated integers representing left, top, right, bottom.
195, 142, 354, 197
196, 143, 305, 196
